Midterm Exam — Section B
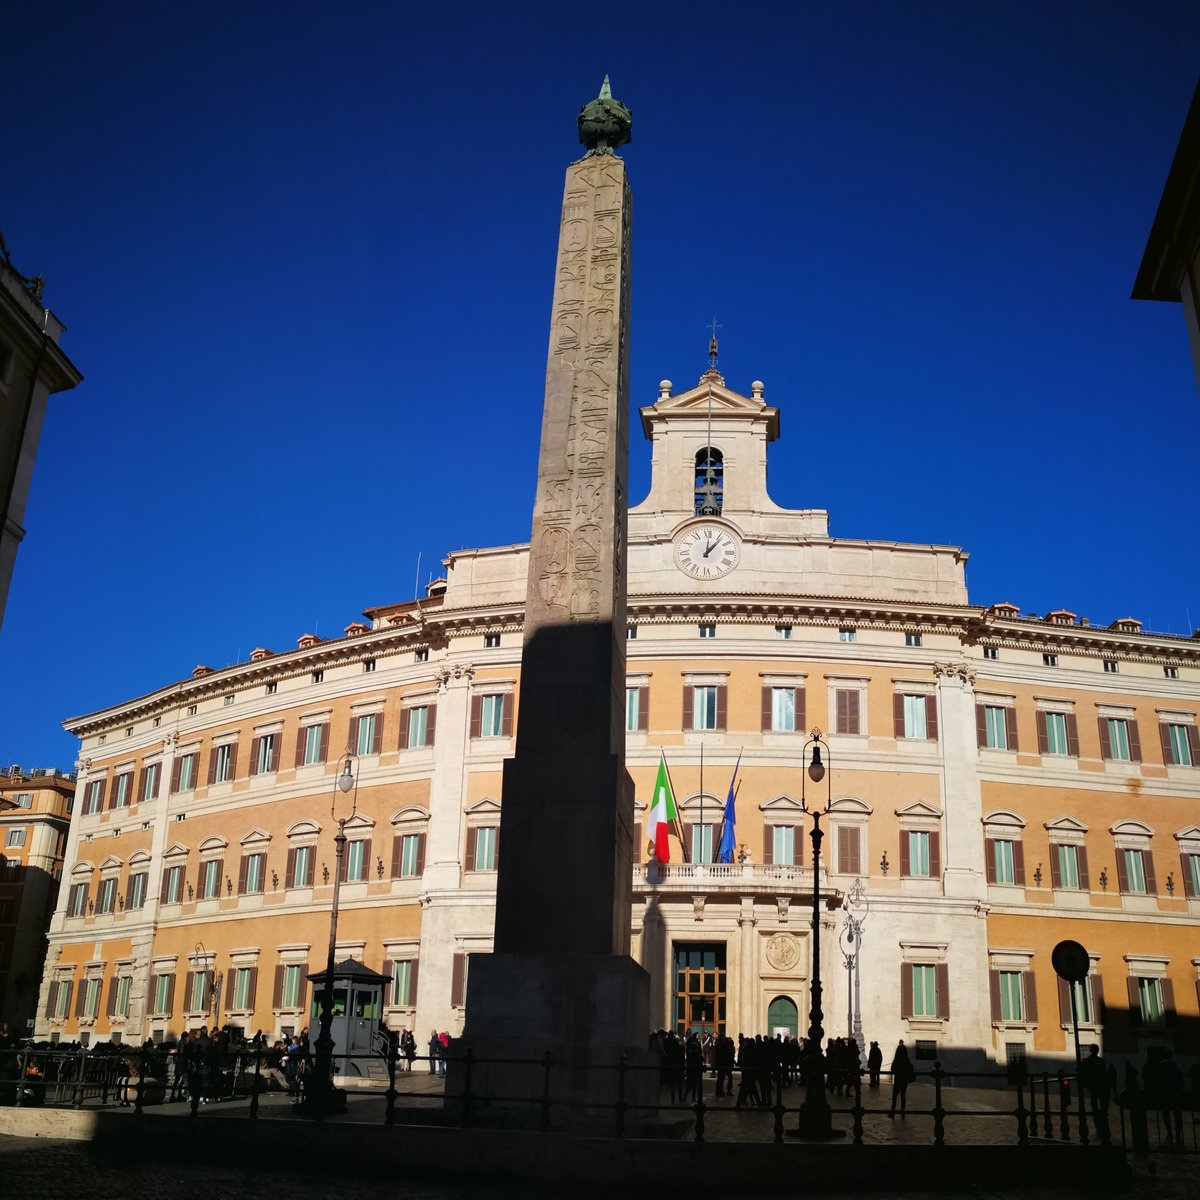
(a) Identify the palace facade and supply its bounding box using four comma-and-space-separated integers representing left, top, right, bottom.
38, 369, 1200, 1075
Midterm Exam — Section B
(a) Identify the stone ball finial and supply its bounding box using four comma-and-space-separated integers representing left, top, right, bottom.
659, 379, 672, 397
751, 380, 765, 397
578, 75, 632, 157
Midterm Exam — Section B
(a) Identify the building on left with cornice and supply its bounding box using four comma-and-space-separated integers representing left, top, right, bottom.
0, 765, 73, 1032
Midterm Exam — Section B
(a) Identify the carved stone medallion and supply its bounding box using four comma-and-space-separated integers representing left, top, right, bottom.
765, 932, 801, 973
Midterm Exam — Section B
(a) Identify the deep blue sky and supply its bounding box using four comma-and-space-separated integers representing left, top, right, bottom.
3, 2, 1199, 770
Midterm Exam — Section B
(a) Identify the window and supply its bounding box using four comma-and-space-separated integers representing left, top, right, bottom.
1117, 848, 1154, 895
212, 743, 235, 784
625, 686, 649, 733
240, 852, 265, 895
765, 824, 796, 866
200, 859, 222, 900
232, 967, 255, 1010
983, 645, 999, 661
115, 975, 132, 1018
836, 825, 862, 874
484, 634, 500, 648
775, 625, 792, 640
834, 688, 861, 735
344, 839, 368, 882
82, 977, 102, 1019
391, 959, 417, 1007
351, 713, 379, 757
1050, 844, 1088, 890
627, 625, 637, 640
1100, 717, 1139, 763
152, 973, 174, 1015
689, 823, 715, 864
1043, 653, 1058, 667
698, 624, 716, 639
112, 772, 132, 808
14, 792, 32, 809
253, 733, 278, 776
5, 829, 26, 848
281, 964, 303, 1008
980, 704, 1015, 751
312, 670, 324, 684
1161, 722, 1197, 767
770, 687, 796, 732
896, 693, 937, 740
905, 632, 923, 647
395, 833, 425, 878
363, 658, 377, 672
1037, 710, 1078, 756
839, 629, 857, 643
1182, 852, 1200, 898
96, 878, 118, 914
187, 704, 197, 716
189, 969, 210, 1012
901, 830, 939, 878
691, 685, 720, 731
85, 779, 105, 814
467, 826, 498, 871
127, 872, 148, 910
300, 723, 328, 766
68, 882, 89, 917
989, 839, 1019, 885
1137, 978, 1164, 1027
287, 845, 314, 888
1103, 660, 1119, 674
415, 648, 429, 663
266, 682, 278, 695
478, 694, 507, 737
909, 964, 939, 1018
162, 864, 184, 903
51, 979, 73, 1019
175, 753, 198, 792
998, 971, 1025, 1021
402, 705, 436, 749
1058, 976, 1092, 1023
140, 762, 160, 802
1164, 666, 1179, 680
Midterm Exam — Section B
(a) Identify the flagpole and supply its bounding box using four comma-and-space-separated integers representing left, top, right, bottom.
662, 750, 689, 864
699, 742, 704, 865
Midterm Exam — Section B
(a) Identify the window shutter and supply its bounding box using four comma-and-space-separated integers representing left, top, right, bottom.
465, 827, 478, 872
247, 968, 258, 1010
469, 696, 482, 738
761, 687, 772, 732
797, 686, 806, 733
1049, 846, 1062, 889
1057, 977, 1070, 1023
1159, 722, 1174, 765
370, 718, 383, 755
1127, 720, 1142, 763
976, 704, 988, 748
1188, 725, 1200, 764
272, 965, 284, 1008
348, 717, 360, 755
295, 728, 307, 768
398, 711, 411, 750
380, 959, 394, 1004
901, 965, 914, 1019
846, 826, 861, 874
638, 687, 649, 731
929, 831, 941, 878
1097, 717, 1112, 760
160, 868, 170, 900
837, 826, 858, 874
925, 694, 938, 740
1004, 706, 1018, 752
1116, 851, 1130, 894
1065, 713, 1080, 757
1182, 854, 1197, 898
990, 970, 1002, 1022
1077, 846, 1090, 891
937, 962, 950, 1018
492, 827, 499, 869
716, 686, 727, 731
107, 778, 118, 811
683, 823, 695, 862
501, 697, 513, 737
207, 748, 218, 786
1035, 711, 1049, 754
1143, 851, 1157, 894
339, 844, 350, 883
426, 703, 438, 745
893, 694, 905, 738
184, 972, 195, 1012
270, 735, 281, 772
848, 690, 861, 734
249, 737, 261, 776
633, 823, 642, 858
836, 689, 848, 733
1091, 974, 1104, 1023
171, 757, 182, 792
46, 981, 59, 1018
1012, 841, 1026, 887
899, 833, 911, 877
106, 976, 118, 1018
450, 953, 466, 1007
682, 687, 693, 730
985, 840, 997, 884
1127, 978, 1142, 1027
214, 858, 224, 897
1023, 972, 1037, 1023
1162, 979, 1177, 1027
391, 835, 403, 878
762, 825, 773, 865
135, 767, 146, 803
415, 833, 426, 874
237, 855, 249, 894
285, 848, 297, 889
318, 724, 329, 763
410, 959, 420, 1004
362, 838, 373, 879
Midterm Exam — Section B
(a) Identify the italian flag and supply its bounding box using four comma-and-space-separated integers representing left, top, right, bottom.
647, 755, 678, 863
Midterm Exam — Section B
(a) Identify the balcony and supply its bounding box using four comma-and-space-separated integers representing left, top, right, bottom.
633, 860, 826, 898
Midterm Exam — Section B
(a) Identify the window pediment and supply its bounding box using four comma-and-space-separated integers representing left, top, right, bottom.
896, 801, 942, 821
1110, 819, 1153, 838
391, 806, 430, 826
128, 850, 152, 867
680, 793, 721, 813
465, 797, 501, 816
240, 828, 271, 847
759, 794, 803, 814
163, 843, 189, 861
829, 796, 872, 816
1045, 815, 1089, 835
199, 835, 228, 853
71, 861, 95, 877
98, 855, 123, 872
287, 820, 321, 838
343, 813, 375, 833
982, 810, 1026, 830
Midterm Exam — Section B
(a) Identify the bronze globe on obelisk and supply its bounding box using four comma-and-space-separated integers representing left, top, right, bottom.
451, 78, 652, 1124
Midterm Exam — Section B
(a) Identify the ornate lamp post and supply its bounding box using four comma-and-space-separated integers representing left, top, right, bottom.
839, 877, 869, 1057
308, 751, 357, 1114
794, 730, 844, 1140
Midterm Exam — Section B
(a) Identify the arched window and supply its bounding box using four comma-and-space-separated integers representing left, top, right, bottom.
694, 448, 723, 516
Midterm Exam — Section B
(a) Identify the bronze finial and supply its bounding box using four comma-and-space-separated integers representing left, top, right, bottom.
578, 76, 632, 157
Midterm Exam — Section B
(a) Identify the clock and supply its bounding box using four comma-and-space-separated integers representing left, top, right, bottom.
673, 524, 741, 580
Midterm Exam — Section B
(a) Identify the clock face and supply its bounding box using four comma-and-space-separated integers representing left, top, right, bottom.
673, 525, 741, 580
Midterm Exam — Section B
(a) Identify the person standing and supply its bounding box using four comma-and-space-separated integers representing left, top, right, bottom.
867, 1040, 883, 1089
427, 1030, 440, 1075
1078, 1045, 1110, 1141
401, 1029, 417, 1072
888, 1039, 915, 1117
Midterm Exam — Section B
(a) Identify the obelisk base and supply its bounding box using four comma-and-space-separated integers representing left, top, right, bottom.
447, 952, 656, 1131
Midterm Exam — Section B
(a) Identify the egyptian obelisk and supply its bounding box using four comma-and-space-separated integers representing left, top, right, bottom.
455, 79, 650, 1120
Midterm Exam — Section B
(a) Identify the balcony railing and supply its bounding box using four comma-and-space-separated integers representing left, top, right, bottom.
633, 860, 815, 891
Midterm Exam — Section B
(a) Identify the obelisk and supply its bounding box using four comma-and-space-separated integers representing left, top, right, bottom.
455, 79, 651, 1121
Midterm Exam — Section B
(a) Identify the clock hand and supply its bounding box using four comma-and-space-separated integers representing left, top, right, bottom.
703, 539, 716, 558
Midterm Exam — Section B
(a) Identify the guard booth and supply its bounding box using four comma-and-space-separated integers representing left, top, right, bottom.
308, 958, 389, 1082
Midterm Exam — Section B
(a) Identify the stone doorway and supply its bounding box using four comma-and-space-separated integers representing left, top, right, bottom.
673, 942, 727, 1035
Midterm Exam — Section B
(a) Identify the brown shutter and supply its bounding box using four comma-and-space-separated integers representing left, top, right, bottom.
465, 827, 477, 872
1116, 851, 1130, 894
215, 857, 224, 897
1127, 977, 1142, 1026
1004, 707, 1018, 752
1160, 722, 1174, 765
683, 823, 695, 862
249, 737, 261, 776
1057, 977, 1070, 1023
469, 695, 482, 738
1182, 854, 1197, 898
339, 844, 349, 883
415, 833, 426, 874
272, 965, 284, 1008
937, 962, 950, 1018
893, 693, 905, 738
164, 974, 174, 1015
370, 718, 382, 755
247, 968, 258, 1009
399, 709, 411, 750
391, 835, 403, 878
450, 953, 466, 1007
362, 838, 372, 879
1163, 979, 1177, 1027
926, 694, 938, 741
295, 728, 307, 767
638, 687, 649, 732
160, 868, 170, 899
106, 976, 118, 1018
135, 767, 146, 803
236, 855, 247, 895
381, 959, 394, 1004
899, 832, 911, 877
1127, 720, 1142, 763
848, 690, 861, 734
318, 724, 329, 763
761, 687, 772, 732
990, 970, 1002, 1022
929, 832, 941, 878
633, 822, 642, 858
207, 748, 218, 786
46, 981, 59, 1018
501, 697, 513, 737
838, 826, 860, 875
60, 981, 73, 1019
1012, 841, 1026, 887
1143, 851, 1157, 894
1188, 725, 1200, 764
75, 979, 88, 1018
797, 686, 806, 733
348, 717, 360, 756
427, 704, 437, 745
285, 848, 297, 889
270, 735, 281, 772
1035, 711, 1049, 754
184, 972, 195, 1011
1023, 972, 1038, 1023
976, 704, 988, 748
900, 965, 913, 1019
107, 777, 117, 810
716, 686, 727, 731
682, 687, 693, 730
836, 689, 848, 733
1077, 846, 1090, 891
1050, 846, 1062, 889
1065, 713, 1080, 757
1092, 974, 1104, 1023
410, 960, 419, 1004
985, 840, 997, 884
228, 742, 238, 779
1097, 717, 1112, 760
763, 824, 774, 864
171, 757, 182, 792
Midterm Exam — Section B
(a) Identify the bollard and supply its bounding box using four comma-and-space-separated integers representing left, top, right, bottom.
615, 1054, 627, 1140
1056, 1070, 1070, 1142
134, 1047, 146, 1114
460, 1047, 474, 1130
693, 1069, 705, 1144
73, 1044, 86, 1109
1015, 1076, 1029, 1146
851, 1069, 864, 1146
1076, 1072, 1090, 1147
1125, 1080, 1150, 1155
250, 1047, 261, 1120
773, 1065, 785, 1145
932, 1060, 946, 1147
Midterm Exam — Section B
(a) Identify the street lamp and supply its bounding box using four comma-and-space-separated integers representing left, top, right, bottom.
308, 750, 357, 1114
793, 729, 844, 1141
839, 877, 869, 1057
